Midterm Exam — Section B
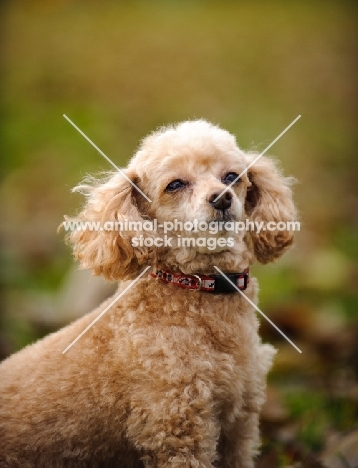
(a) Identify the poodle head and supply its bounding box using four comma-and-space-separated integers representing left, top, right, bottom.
66, 120, 297, 280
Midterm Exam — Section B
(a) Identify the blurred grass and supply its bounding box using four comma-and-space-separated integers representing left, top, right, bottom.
1, 0, 357, 463
285, 390, 358, 450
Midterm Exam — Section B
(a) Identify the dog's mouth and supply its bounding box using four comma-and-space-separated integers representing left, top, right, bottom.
179, 211, 236, 232
211, 210, 236, 223
207, 210, 237, 223
175, 212, 235, 233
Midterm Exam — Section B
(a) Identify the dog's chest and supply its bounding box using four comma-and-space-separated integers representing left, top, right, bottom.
118, 283, 259, 412
125, 295, 255, 392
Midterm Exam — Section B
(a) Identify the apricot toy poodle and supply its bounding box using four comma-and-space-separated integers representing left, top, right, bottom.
0, 120, 297, 467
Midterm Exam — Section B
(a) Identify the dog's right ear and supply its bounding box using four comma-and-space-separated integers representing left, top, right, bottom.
64, 170, 154, 281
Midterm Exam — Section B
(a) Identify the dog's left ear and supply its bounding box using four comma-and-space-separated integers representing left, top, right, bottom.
244, 154, 297, 264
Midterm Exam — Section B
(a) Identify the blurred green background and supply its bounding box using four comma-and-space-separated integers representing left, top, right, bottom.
1, 1, 357, 466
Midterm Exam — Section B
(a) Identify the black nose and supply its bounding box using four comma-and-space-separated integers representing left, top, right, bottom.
208, 191, 233, 211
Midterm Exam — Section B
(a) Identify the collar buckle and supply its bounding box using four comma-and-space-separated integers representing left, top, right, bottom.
193, 274, 203, 291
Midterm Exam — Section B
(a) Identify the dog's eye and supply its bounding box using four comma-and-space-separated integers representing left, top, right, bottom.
165, 179, 188, 192
222, 172, 240, 185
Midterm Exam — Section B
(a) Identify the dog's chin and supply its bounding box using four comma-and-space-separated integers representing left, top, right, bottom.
156, 228, 251, 275
194, 242, 231, 255
158, 240, 251, 275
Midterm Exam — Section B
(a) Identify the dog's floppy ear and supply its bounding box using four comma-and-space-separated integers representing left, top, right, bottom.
65, 170, 154, 281
244, 154, 297, 264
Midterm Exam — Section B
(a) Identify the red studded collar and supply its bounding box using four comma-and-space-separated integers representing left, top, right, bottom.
150, 268, 249, 294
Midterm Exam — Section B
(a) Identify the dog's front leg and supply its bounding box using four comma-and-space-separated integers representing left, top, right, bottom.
218, 410, 259, 468
126, 380, 220, 467
218, 343, 275, 468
